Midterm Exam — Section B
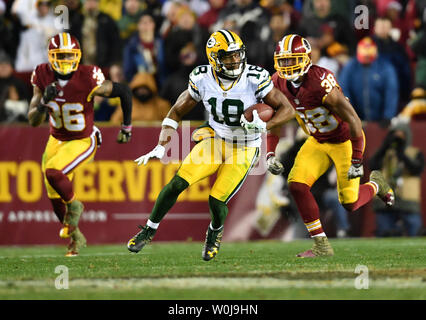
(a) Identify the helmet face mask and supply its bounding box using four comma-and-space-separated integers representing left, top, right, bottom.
274, 35, 312, 81
48, 33, 82, 76
206, 30, 246, 80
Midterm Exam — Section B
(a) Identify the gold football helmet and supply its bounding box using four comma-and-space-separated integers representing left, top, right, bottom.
206, 30, 246, 79
48, 32, 82, 75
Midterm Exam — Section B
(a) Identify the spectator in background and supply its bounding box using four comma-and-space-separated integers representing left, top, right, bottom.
409, 25, 426, 90
140, 0, 164, 34
123, 13, 167, 86
160, 42, 205, 120
14, 0, 61, 72
69, 0, 121, 69
197, 0, 227, 33
0, 0, 22, 62
0, 51, 29, 122
373, 16, 412, 109
95, 64, 126, 121
110, 72, 171, 123
159, 0, 183, 38
213, 0, 270, 67
164, 5, 209, 75
118, 0, 143, 44
298, 0, 355, 56
369, 121, 424, 237
339, 37, 399, 125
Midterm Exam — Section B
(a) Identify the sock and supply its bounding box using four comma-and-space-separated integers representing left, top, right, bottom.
149, 175, 189, 223
342, 183, 376, 212
289, 182, 325, 236
45, 169, 74, 202
49, 198, 66, 223
208, 196, 228, 229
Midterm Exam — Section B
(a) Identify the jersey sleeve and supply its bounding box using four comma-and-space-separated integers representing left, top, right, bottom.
187, 66, 205, 102
87, 66, 106, 101
310, 67, 340, 104
30, 65, 45, 91
249, 66, 273, 100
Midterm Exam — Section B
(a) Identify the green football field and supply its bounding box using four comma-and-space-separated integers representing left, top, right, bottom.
0, 237, 425, 300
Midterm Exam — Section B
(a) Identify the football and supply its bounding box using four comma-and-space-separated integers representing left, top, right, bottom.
243, 103, 275, 122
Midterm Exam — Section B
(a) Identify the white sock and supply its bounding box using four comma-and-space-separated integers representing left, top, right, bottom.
147, 219, 160, 229
209, 223, 223, 231
312, 232, 326, 238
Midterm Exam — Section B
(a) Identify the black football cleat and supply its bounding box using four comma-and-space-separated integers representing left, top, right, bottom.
202, 225, 224, 261
127, 225, 156, 253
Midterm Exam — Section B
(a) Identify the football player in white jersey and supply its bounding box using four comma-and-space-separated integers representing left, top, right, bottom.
127, 30, 295, 260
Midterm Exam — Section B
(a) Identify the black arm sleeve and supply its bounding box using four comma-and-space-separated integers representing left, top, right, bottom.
110, 82, 132, 126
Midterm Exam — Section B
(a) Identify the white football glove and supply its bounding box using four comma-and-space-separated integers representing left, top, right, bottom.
240, 110, 267, 133
134, 145, 165, 166
266, 154, 284, 175
347, 163, 364, 180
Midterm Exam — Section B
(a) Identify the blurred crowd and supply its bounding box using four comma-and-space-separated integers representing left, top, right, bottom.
1, 0, 426, 237
1, 0, 426, 124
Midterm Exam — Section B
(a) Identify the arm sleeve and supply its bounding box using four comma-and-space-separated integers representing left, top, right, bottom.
110, 82, 132, 126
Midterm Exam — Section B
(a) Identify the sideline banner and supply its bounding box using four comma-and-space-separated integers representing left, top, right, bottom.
0, 123, 267, 245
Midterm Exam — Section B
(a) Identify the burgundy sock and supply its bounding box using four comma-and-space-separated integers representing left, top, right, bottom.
289, 182, 324, 236
343, 184, 376, 212
45, 169, 74, 203
50, 198, 67, 223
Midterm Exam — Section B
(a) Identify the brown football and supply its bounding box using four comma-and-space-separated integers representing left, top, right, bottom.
243, 103, 275, 122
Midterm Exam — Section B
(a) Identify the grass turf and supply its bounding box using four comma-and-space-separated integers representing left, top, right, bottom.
0, 237, 425, 300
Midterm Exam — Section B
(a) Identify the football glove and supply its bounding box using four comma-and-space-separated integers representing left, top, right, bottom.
347, 161, 364, 180
266, 153, 284, 175
240, 110, 267, 133
134, 145, 165, 166
42, 82, 58, 104
117, 124, 132, 143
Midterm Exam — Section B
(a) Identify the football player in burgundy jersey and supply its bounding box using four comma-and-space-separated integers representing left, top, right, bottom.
269, 34, 395, 257
28, 33, 133, 256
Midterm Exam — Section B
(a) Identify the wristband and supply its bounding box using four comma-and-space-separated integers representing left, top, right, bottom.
162, 117, 179, 130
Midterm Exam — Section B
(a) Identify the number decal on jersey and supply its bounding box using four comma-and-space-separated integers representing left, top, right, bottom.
192, 66, 208, 76
247, 65, 265, 80
207, 97, 244, 126
320, 73, 337, 93
296, 106, 338, 134
92, 67, 105, 86
47, 102, 86, 132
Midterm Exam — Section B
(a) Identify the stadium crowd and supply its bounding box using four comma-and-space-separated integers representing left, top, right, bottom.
1, 0, 425, 237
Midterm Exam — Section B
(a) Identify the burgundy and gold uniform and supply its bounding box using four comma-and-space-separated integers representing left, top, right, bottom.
31, 33, 105, 200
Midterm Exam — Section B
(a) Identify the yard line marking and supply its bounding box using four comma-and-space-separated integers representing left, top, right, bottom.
1, 277, 425, 289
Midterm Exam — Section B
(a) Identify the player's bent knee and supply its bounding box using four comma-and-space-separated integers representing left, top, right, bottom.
288, 181, 310, 197
45, 168, 64, 184
342, 202, 357, 212
168, 175, 190, 195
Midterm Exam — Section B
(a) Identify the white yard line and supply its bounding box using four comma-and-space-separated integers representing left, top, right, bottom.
0, 277, 425, 290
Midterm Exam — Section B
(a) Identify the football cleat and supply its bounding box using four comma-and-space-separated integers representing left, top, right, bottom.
60, 200, 84, 239
65, 228, 87, 257
370, 170, 395, 207
202, 225, 224, 261
297, 236, 334, 258
127, 225, 156, 253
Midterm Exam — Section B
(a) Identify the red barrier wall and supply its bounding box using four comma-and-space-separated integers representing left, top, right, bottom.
0, 122, 425, 245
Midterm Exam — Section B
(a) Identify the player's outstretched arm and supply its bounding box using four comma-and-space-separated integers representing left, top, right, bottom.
28, 83, 57, 127
263, 87, 295, 130
135, 90, 198, 166
324, 87, 364, 179
94, 80, 133, 143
